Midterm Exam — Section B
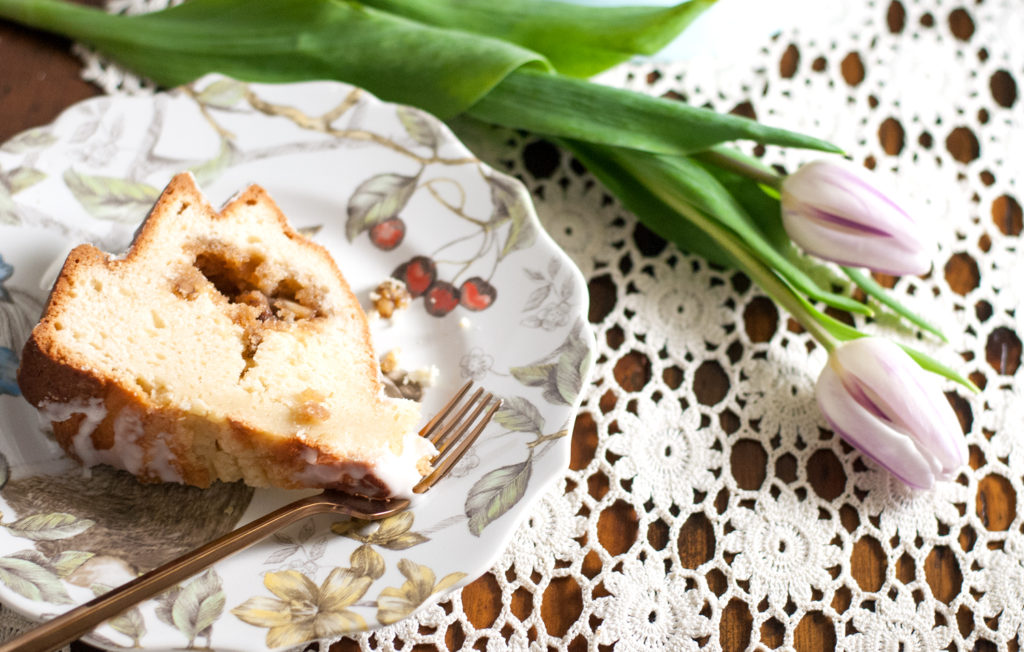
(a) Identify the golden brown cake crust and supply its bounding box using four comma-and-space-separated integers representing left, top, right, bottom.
17, 173, 417, 497
19, 268, 386, 495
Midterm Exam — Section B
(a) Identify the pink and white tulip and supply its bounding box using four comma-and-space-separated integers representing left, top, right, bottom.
816, 337, 966, 490
781, 160, 931, 276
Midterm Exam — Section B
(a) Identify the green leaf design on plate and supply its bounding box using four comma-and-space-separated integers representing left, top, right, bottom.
189, 139, 238, 187
488, 174, 536, 260
7, 167, 45, 195
4, 512, 95, 541
154, 586, 178, 628
350, 544, 385, 580
52, 550, 95, 578
0, 451, 9, 490
554, 327, 592, 406
0, 127, 57, 155
396, 105, 440, 149
510, 319, 593, 406
0, 551, 73, 604
345, 172, 419, 241
195, 78, 248, 109
0, 187, 19, 226
509, 363, 550, 387
495, 396, 546, 434
107, 602, 147, 645
522, 284, 551, 312
63, 168, 161, 223
171, 569, 225, 646
464, 458, 532, 536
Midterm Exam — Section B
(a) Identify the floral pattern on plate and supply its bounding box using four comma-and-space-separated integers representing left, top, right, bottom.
0, 75, 594, 650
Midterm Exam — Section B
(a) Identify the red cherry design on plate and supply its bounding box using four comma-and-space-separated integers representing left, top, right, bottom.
459, 277, 496, 311
369, 217, 406, 250
424, 281, 460, 317
393, 256, 436, 297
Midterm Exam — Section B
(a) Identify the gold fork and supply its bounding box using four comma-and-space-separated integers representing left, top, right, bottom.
0, 381, 500, 652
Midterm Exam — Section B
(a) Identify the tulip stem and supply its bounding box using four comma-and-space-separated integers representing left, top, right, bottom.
841, 266, 947, 341
666, 198, 840, 352
699, 146, 784, 190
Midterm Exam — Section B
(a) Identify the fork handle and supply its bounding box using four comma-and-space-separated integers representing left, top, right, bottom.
0, 494, 334, 652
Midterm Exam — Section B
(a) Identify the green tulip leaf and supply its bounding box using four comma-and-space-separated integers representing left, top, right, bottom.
842, 267, 946, 341
0, 0, 839, 158
607, 148, 872, 316
0, 0, 547, 120
565, 140, 736, 267
473, 69, 841, 157
899, 345, 979, 394
361, 0, 716, 78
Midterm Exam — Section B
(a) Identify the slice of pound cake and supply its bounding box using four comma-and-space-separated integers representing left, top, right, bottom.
18, 173, 433, 498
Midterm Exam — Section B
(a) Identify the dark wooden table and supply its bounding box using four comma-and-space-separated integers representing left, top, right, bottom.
0, 9, 992, 652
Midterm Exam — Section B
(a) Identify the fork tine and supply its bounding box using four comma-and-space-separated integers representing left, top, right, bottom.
414, 394, 501, 493
431, 387, 486, 450
419, 380, 473, 440
432, 390, 492, 456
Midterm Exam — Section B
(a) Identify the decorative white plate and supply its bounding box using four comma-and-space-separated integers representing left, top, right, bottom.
0, 76, 594, 650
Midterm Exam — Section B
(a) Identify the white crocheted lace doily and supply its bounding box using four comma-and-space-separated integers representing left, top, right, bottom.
4, 0, 1022, 650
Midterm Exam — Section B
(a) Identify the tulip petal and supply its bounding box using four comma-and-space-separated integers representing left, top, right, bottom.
786, 160, 918, 234
781, 159, 932, 276
833, 339, 966, 479
797, 203, 894, 238
782, 205, 930, 276
817, 365, 937, 489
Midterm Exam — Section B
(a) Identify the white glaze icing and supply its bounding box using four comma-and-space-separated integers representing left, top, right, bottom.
147, 435, 183, 483
371, 430, 438, 498
38, 399, 183, 483
38, 397, 107, 467
292, 429, 436, 498
291, 456, 367, 493
111, 408, 145, 475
